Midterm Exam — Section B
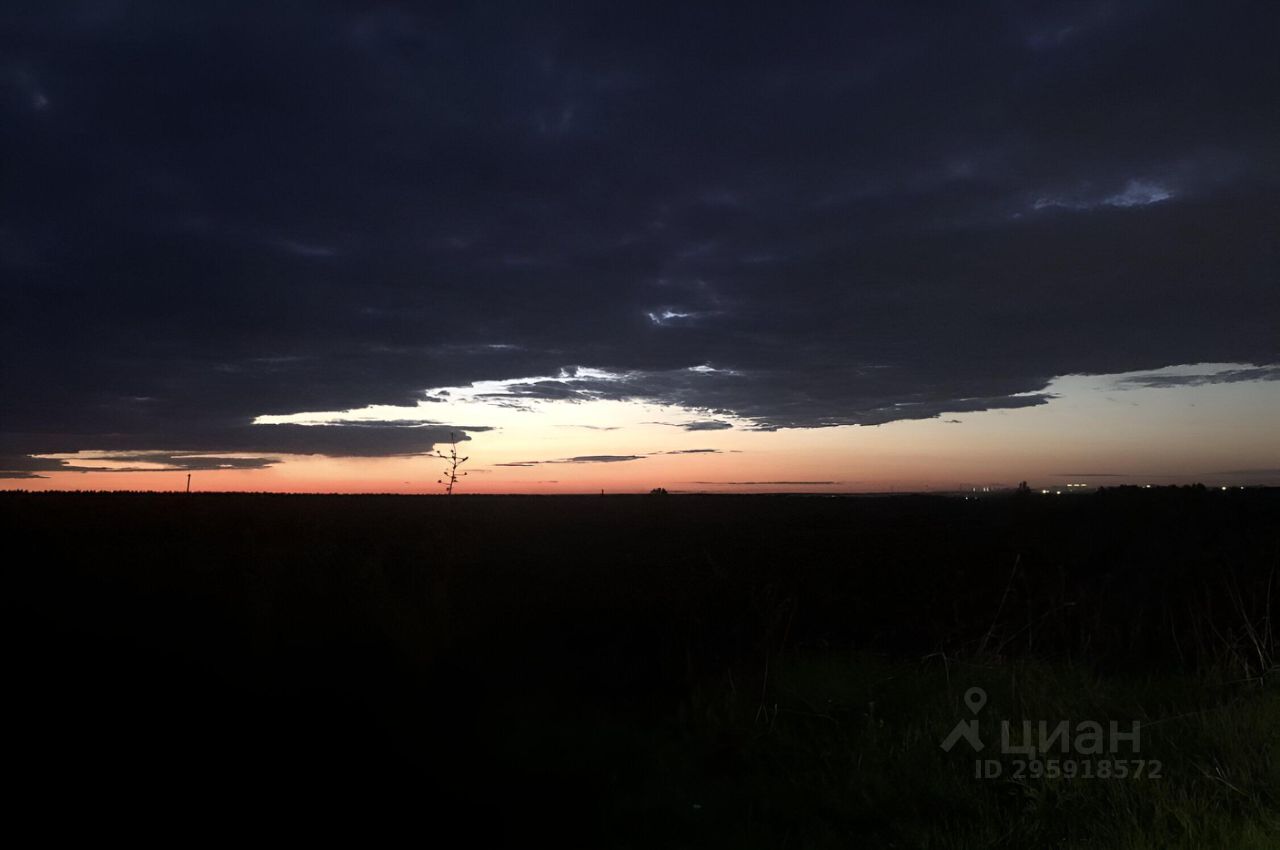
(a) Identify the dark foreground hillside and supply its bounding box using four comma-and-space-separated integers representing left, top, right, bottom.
5, 489, 1278, 846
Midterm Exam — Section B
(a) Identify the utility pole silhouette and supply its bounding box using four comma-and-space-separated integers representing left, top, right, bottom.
186, 473, 191, 493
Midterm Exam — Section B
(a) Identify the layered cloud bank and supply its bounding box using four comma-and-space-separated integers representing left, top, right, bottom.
2, 1, 1276, 477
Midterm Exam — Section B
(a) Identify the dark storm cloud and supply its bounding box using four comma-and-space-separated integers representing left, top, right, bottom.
493, 454, 642, 466
82, 454, 279, 471
0, 455, 74, 473
2, 1, 1277, 463
0, 451, 276, 476
683, 421, 734, 431
495, 448, 716, 466
482, 369, 1055, 429
0, 454, 66, 478
1114, 366, 1280, 389
78, 455, 273, 473
0, 424, 477, 465
648, 420, 735, 431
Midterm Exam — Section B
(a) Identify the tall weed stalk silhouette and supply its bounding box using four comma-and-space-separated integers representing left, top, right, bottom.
435, 432, 469, 496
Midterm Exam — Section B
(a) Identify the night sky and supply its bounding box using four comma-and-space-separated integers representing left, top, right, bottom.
2, 1, 1277, 491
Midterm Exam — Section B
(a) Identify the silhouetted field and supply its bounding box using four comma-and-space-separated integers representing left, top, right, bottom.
5, 489, 1277, 845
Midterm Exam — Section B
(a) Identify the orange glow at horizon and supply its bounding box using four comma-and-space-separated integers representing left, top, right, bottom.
6, 364, 1279, 494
